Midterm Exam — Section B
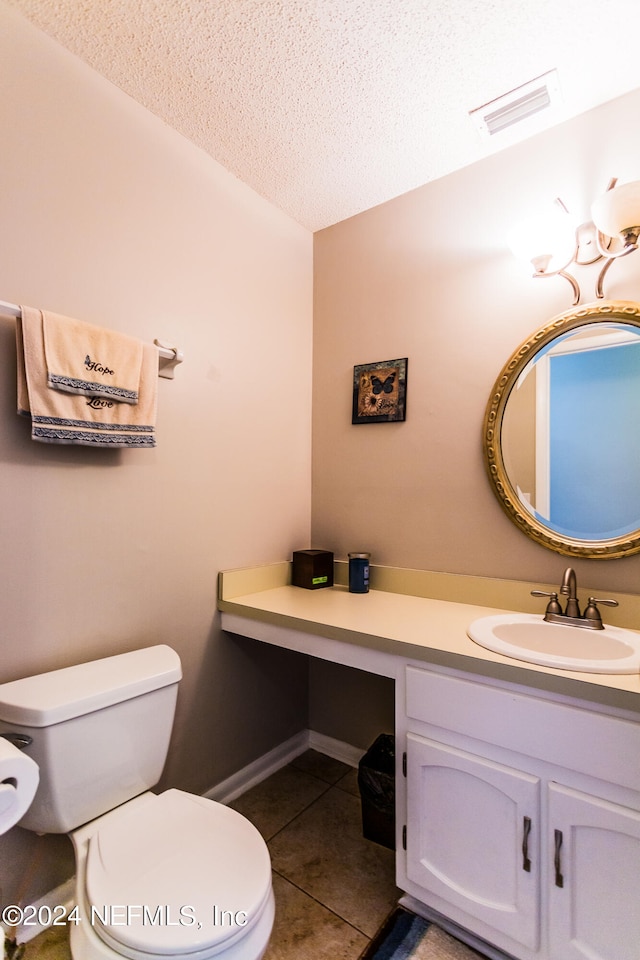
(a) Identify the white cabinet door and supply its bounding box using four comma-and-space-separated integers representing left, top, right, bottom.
406, 733, 540, 950
548, 782, 640, 960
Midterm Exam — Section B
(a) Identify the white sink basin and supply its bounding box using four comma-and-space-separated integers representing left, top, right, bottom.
467, 613, 640, 674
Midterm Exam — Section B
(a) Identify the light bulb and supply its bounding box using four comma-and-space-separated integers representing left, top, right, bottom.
508, 203, 577, 274
591, 181, 640, 240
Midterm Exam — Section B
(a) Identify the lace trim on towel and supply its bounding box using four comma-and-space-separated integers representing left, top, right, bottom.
33, 427, 155, 447
48, 373, 138, 403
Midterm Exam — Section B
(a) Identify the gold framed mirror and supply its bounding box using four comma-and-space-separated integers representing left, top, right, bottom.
483, 300, 640, 558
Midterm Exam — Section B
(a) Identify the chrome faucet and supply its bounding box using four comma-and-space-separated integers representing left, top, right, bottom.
531, 567, 618, 630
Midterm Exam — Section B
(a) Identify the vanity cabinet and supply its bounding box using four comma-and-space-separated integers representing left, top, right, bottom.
547, 783, 640, 960
406, 733, 540, 950
219, 584, 640, 960
398, 665, 640, 960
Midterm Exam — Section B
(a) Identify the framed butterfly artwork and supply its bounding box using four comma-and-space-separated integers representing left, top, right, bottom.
352, 358, 408, 424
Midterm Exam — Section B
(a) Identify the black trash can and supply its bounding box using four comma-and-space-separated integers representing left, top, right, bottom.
357, 733, 395, 850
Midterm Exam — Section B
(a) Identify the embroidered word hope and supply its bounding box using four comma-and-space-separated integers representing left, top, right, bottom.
85, 354, 115, 377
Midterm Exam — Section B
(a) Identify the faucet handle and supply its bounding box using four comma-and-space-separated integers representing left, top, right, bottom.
583, 597, 619, 628
586, 597, 618, 607
531, 590, 562, 615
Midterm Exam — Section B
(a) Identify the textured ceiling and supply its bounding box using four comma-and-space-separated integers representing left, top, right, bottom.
6, 0, 640, 231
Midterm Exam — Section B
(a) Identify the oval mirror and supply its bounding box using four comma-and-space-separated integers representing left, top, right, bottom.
483, 300, 640, 559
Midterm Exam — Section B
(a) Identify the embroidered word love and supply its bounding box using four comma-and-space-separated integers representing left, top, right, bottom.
86, 397, 114, 409
85, 354, 115, 377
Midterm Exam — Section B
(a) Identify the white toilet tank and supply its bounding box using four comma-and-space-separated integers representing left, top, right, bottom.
0, 646, 182, 834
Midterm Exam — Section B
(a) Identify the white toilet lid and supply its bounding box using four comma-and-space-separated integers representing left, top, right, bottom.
85, 789, 272, 958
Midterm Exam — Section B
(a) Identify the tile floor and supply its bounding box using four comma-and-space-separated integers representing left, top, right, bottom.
20, 749, 398, 960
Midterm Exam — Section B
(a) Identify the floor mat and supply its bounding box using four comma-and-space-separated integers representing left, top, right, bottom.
360, 907, 487, 960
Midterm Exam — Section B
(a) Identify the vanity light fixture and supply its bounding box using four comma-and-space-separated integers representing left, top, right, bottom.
507, 199, 581, 301
591, 179, 640, 296
508, 178, 640, 304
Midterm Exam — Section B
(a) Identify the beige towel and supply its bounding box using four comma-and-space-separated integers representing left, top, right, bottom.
17, 307, 157, 448
42, 310, 143, 404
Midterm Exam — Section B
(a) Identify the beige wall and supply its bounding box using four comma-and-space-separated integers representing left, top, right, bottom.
3, 0, 640, 915
0, 4, 312, 903
312, 86, 640, 598
308, 660, 394, 752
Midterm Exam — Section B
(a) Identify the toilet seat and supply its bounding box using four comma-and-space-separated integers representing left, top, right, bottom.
83, 789, 272, 959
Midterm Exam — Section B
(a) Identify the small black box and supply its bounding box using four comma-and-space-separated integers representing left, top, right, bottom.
292, 549, 334, 589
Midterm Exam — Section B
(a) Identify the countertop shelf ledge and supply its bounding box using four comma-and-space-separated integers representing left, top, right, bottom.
218, 561, 640, 714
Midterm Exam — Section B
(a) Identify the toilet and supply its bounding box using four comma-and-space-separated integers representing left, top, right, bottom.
0, 646, 275, 960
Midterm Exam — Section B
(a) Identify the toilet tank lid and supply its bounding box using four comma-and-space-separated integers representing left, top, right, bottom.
0, 646, 182, 726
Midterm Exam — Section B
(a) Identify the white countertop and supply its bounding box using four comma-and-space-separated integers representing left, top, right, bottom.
218, 566, 640, 713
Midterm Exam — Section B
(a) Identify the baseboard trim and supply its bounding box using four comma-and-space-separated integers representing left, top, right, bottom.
204, 730, 309, 804
6, 878, 76, 944
205, 728, 363, 804
307, 730, 365, 768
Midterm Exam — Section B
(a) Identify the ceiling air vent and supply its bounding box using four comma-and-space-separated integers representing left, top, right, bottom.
470, 70, 562, 139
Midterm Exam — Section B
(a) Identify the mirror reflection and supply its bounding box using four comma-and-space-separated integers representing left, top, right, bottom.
502, 322, 640, 540
484, 301, 640, 558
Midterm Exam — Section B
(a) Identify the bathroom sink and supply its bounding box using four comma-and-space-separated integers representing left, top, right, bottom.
467, 613, 640, 674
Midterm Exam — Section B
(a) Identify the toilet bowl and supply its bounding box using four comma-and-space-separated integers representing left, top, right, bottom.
70, 791, 275, 960
0, 646, 275, 960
